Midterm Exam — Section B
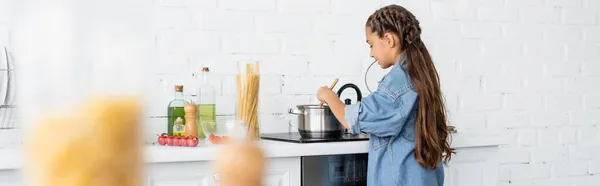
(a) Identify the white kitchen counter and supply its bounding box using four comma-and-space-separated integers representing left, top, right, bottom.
0, 140, 369, 170
0, 131, 504, 170
149, 131, 504, 162
148, 139, 370, 163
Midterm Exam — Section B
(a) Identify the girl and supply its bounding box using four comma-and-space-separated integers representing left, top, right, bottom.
317, 4, 455, 186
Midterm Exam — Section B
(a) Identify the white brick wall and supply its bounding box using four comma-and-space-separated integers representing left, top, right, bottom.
0, 0, 12, 147
0, 0, 7, 46
0, 24, 7, 47
150, 1, 600, 185
2, 0, 600, 184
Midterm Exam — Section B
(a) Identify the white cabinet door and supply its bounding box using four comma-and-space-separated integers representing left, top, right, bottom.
149, 157, 301, 186
0, 170, 21, 186
0, 182, 20, 186
263, 170, 292, 186
263, 158, 300, 186
147, 162, 212, 186
210, 157, 301, 186
212, 170, 292, 186
444, 146, 499, 186
151, 180, 210, 186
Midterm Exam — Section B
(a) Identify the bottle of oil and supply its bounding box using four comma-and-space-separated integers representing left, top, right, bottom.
173, 117, 186, 137
197, 67, 216, 138
167, 85, 188, 136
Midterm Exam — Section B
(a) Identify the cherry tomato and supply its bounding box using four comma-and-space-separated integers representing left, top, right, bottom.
157, 133, 168, 146
208, 134, 219, 144
208, 134, 230, 144
174, 136, 182, 146
181, 136, 189, 146
187, 136, 199, 147
167, 136, 175, 146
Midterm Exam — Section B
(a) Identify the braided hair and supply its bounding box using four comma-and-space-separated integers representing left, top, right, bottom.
366, 4, 455, 170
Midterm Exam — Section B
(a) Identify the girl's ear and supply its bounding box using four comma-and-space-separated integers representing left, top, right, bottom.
383, 32, 399, 49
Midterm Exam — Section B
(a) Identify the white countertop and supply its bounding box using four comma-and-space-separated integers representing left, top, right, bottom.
0, 131, 504, 170
148, 139, 370, 163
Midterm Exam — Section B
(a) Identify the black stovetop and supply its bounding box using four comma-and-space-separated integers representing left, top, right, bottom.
260, 132, 369, 143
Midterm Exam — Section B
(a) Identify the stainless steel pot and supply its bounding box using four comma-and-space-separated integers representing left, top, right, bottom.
288, 105, 345, 138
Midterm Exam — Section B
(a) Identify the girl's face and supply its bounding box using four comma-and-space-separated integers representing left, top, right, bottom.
365, 26, 402, 69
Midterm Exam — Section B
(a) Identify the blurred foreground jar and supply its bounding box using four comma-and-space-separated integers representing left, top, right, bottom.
11, 0, 153, 186
212, 117, 266, 186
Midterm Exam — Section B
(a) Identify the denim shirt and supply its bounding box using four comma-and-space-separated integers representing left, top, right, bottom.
345, 55, 444, 186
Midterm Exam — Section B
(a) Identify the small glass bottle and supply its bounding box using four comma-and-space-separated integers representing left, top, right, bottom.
197, 67, 216, 138
167, 85, 188, 136
172, 117, 186, 137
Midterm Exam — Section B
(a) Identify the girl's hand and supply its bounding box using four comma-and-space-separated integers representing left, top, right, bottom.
317, 86, 338, 104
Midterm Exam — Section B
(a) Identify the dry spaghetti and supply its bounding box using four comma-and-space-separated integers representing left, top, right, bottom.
236, 62, 260, 140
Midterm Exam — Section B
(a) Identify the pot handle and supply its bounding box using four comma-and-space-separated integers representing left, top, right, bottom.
288, 120, 297, 132
288, 108, 303, 115
287, 109, 301, 133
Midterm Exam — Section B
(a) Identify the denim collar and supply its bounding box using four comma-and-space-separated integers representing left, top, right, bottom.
378, 54, 408, 84
395, 54, 408, 68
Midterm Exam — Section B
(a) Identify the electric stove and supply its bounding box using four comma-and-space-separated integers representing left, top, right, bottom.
260, 132, 369, 143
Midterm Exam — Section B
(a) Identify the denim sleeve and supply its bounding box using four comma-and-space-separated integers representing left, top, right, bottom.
344, 103, 361, 134
344, 87, 417, 137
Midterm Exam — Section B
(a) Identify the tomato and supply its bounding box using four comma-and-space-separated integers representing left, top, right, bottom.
208, 134, 230, 144
157, 133, 168, 146
181, 136, 189, 146
174, 136, 182, 146
208, 134, 219, 144
187, 136, 199, 147
167, 136, 175, 146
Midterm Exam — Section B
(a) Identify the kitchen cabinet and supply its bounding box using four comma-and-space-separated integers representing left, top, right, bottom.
259, 158, 300, 186
145, 147, 499, 186
147, 157, 300, 186
0, 133, 503, 186
146, 141, 500, 186
0, 170, 19, 186
147, 161, 212, 186
0, 147, 499, 186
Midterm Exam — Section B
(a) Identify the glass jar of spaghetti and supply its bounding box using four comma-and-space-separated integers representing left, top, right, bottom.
235, 61, 260, 141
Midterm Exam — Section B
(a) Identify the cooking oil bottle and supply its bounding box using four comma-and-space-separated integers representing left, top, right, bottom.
167, 85, 188, 136
197, 67, 216, 138
172, 117, 186, 137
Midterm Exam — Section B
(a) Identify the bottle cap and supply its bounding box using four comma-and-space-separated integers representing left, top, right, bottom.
175, 85, 184, 92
